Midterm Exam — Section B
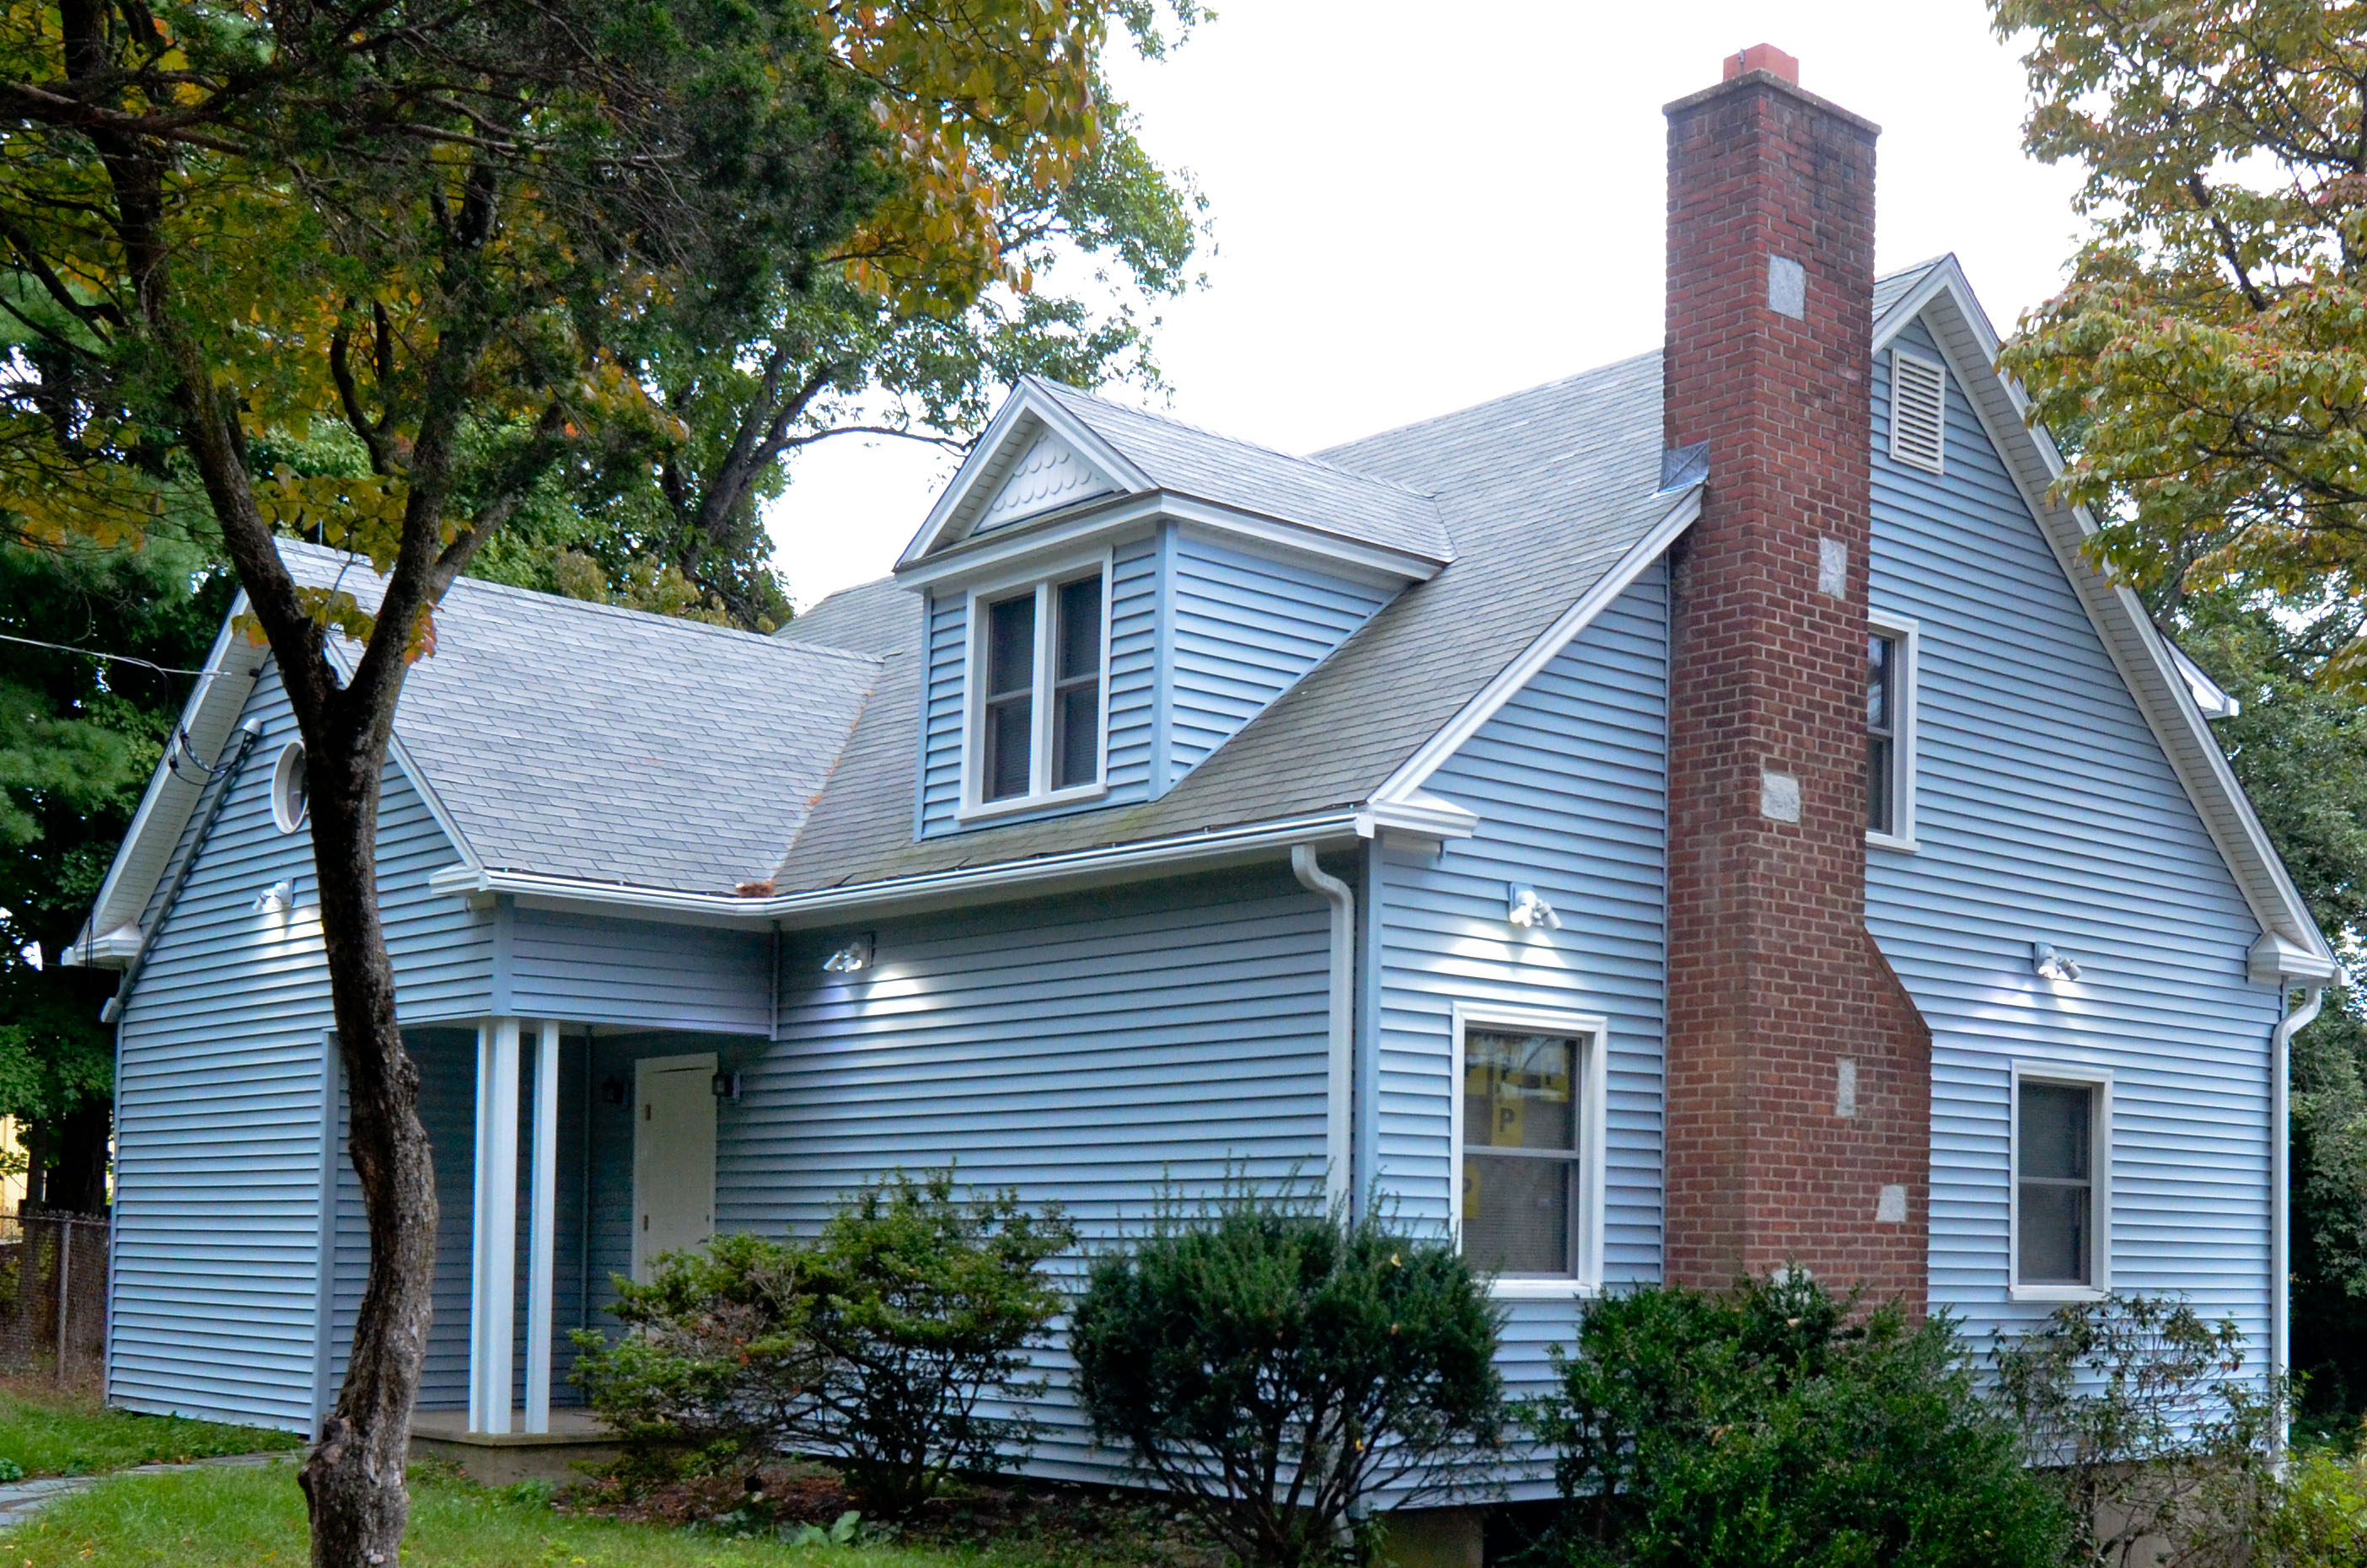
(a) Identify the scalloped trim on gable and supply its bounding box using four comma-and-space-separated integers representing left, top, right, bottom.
974, 428, 1116, 534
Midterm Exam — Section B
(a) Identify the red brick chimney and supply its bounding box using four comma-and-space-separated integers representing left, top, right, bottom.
1661, 50, 1932, 1302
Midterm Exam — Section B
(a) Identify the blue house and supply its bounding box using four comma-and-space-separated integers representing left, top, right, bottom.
67, 48, 2335, 1515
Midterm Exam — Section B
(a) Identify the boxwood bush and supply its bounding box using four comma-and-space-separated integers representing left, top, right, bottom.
1071, 1189, 1504, 1568
573, 1169, 1072, 1517
1529, 1272, 2067, 1568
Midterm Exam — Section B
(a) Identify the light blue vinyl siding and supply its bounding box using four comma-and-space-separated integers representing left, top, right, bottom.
507, 909, 770, 1034
110, 664, 483, 1431
917, 535, 1159, 836
1870, 319, 2281, 1362
753, 869, 1334, 1481
1162, 530, 1393, 791
1368, 571, 1670, 1496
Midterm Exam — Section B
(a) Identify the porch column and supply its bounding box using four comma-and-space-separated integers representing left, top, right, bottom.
469, 1017, 520, 1434
524, 1020, 560, 1432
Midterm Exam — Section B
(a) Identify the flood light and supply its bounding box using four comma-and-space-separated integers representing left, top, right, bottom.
2032, 941, 2083, 983
1507, 885, 1562, 932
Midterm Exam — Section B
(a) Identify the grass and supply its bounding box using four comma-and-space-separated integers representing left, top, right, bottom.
0, 1463, 1055, 1567
0, 1383, 298, 1477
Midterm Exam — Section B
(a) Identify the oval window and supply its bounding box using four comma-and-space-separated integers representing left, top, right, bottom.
271, 742, 309, 834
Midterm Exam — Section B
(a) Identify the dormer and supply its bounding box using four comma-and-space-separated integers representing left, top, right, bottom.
897, 378, 1452, 837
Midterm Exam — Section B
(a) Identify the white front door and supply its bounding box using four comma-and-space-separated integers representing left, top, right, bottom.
632, 1052, 717, 1281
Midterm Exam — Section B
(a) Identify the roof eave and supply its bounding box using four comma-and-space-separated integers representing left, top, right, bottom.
428, 809, 1365, 930
1878, 257, 2334, 970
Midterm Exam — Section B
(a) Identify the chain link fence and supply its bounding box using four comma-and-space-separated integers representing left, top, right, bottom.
0, 1213, 109, 1389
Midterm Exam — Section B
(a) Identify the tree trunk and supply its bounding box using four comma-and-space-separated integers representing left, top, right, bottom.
295, 744, 438, 1568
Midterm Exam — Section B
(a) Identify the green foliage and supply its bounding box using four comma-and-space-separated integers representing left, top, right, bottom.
2290, 994, 2367, 1432
1992, 1292, 2273, 1568
1528, 1274, 2063, 1568
0, 532, 230, 1164
1069, 1189, 1505, 1568
0, 1386, 296, 1478
1989, 2, 2367, 681
2263, 1446, 2367, 1568
576, 1171, 1074, 1518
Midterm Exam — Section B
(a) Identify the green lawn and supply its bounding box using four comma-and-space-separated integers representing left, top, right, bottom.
1, 1463, 1021, 1567
0, 1388, 298, 1477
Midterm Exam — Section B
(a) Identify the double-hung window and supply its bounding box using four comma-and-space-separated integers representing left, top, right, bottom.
1866, 615, 1918, 848
1452, 1005, 1606, 1297
966, 562, 1108, 814
2011, 1066, 2111, 1299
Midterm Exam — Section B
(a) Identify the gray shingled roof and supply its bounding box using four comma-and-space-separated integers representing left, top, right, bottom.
278, 541, 882, 894
766, 351, 1670, 891
1872, 257, 1943, 322
1028, 378, 1455, 563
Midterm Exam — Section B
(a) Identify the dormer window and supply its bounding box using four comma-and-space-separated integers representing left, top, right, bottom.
964, 561, 1109, 815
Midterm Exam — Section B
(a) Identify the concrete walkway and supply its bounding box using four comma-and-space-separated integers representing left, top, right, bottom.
0, 1450, 287, 1528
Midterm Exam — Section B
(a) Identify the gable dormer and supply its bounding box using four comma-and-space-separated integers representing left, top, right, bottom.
897, 378, 1452, 838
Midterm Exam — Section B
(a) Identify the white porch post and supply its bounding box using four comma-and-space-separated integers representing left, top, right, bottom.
524, 1020, 560, 1433
469, 1017, 520, 1435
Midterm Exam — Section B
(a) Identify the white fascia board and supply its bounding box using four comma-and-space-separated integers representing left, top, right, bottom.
66, 600, 267, 967
2164, 637, 2241, 719
2251, 930, 2340, 985
1355, 790, 1480, 841
1877, 259, 2332, 970
1370, 486, 1702, 807
896, 490, 1444, 594
898, 381, 1154, 567
428, 810, 1364, 930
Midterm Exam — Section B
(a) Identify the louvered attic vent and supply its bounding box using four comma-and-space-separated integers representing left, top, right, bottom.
1889, 350, 1947, 474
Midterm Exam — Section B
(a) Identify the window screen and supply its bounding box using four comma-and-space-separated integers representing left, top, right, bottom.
1867, 631, 1898, 835
1463, 1030, 1582, 1275
2017, 1081, 2096, 1286
982, 593, 1036, 801
1052, 575, 1103, 790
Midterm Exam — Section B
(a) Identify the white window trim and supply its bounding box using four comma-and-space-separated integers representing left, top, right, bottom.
1449, 1001, 1609, 1301
1866, 611, 1919, 853
956, 550, 1114, 822
270, 740, 309, 834
2007, 1060, 2113, 1303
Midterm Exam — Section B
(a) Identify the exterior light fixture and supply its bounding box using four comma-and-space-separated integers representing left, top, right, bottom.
711, 1070, 743, 1102
1507, 885, 1562, 932
823, 933, 875, 974
2032, 941, 2083, 983
252, 878, 295, 915
598, 1076, 626, 1108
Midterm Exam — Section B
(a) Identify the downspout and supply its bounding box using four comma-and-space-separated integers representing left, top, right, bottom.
1291, 845, 1355, 1214
100, 721, 264, 1024
2272, 983, 2324, 1457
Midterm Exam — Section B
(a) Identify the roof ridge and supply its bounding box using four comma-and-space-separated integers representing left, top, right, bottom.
276, 540, 882, 669
1024, 376, 1443, 503
1314, 350, 1663, 462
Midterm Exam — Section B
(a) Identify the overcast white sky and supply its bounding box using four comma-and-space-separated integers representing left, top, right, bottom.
765, 0, 2090, 609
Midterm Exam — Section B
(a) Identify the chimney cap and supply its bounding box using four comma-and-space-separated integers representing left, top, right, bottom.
1723, 43, 1799, 84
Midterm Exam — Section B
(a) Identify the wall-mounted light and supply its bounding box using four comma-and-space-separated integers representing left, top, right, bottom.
598, 1075, 627, 1108
823, 932, 875, 974
1507, 885, 1562, 932
252, 878, 295, 915
711, 1070, 743, 1103
2032, 941, 2083, 983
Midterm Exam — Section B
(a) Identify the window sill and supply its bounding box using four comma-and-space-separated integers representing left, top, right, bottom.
1866, 829, 1919, 854
956, 781, 1108, 824
1489, 1277, 1600, 1302
2008, 1283, 2107, 1305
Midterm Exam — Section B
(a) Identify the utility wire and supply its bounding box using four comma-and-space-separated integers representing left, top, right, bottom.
0, 631, 209, 677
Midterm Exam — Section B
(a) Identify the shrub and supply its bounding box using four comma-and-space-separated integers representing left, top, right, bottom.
1991, 1292, 2276, 1568
1071, 1189, 1505, 1568
1529, 1272, 2066, 1568
574, 1169, 1073, 1517
2265, 1446, 2367, 1568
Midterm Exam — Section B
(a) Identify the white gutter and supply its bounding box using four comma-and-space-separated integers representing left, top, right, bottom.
2271, 983, 2326, 1456
1291, 844, 1356, 1214
429, 811, 1366, 929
